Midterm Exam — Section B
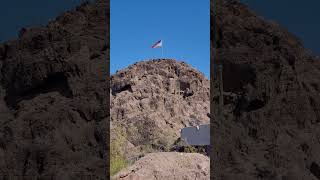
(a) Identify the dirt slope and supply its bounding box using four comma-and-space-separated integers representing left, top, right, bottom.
113, 152, 210, 180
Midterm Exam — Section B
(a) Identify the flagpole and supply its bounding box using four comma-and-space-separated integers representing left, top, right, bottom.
162, 41, 164, 58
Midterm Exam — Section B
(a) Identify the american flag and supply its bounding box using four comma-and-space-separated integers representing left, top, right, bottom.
151, 40, 162, 48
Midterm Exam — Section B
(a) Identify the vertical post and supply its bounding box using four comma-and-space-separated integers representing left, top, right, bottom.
161, 40, 164, 58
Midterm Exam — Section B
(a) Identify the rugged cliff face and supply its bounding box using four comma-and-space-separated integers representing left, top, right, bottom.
0, 1, 108, 179
212, 0, 320, 179
111, 59, 210, 157
110, 59, 210, 179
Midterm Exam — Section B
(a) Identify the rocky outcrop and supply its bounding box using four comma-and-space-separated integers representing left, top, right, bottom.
111, 59, 210, 159
0, 0, 108, 179
212, 0, 320, 179
113, 152, 210, 180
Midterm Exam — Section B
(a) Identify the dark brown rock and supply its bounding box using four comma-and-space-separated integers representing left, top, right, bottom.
212, 0, 320, 179
0, 1, 108, 179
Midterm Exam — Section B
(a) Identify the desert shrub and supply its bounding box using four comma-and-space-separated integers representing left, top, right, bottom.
110, 155, 127, 176
184, 146, 198, 153
126, 119, 176, 152
171, 138, 209, 156
110, 126, 128, 176
151, 130, 176, 151
183, 145, 208, 155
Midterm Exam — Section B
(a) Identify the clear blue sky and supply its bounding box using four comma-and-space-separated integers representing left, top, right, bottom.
241, 0, 320, 56
110, 0, 210, 78
0, 0, 85, 42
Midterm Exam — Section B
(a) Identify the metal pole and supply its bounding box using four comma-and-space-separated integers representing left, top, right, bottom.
161, 40, 164, 58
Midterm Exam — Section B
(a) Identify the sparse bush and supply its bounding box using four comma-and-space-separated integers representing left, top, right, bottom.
171, 138, 209, 156
110, 126, 128, 176
126, 119, 176, 152
184, 146, 197, 153
110, 154, 128, 176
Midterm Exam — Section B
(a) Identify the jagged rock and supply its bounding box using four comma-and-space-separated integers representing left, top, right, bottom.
113, 152, 210, 180
212, 0, 320, 179
110, 59, 210, 158
0, 1, 108, 179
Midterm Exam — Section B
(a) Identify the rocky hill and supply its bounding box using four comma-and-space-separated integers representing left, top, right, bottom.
111, 59, 210, 161
212, 0, 320, 179
0, 1, 108, 179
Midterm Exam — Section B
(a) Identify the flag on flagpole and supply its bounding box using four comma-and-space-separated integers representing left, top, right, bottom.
151, 40, 162, 48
